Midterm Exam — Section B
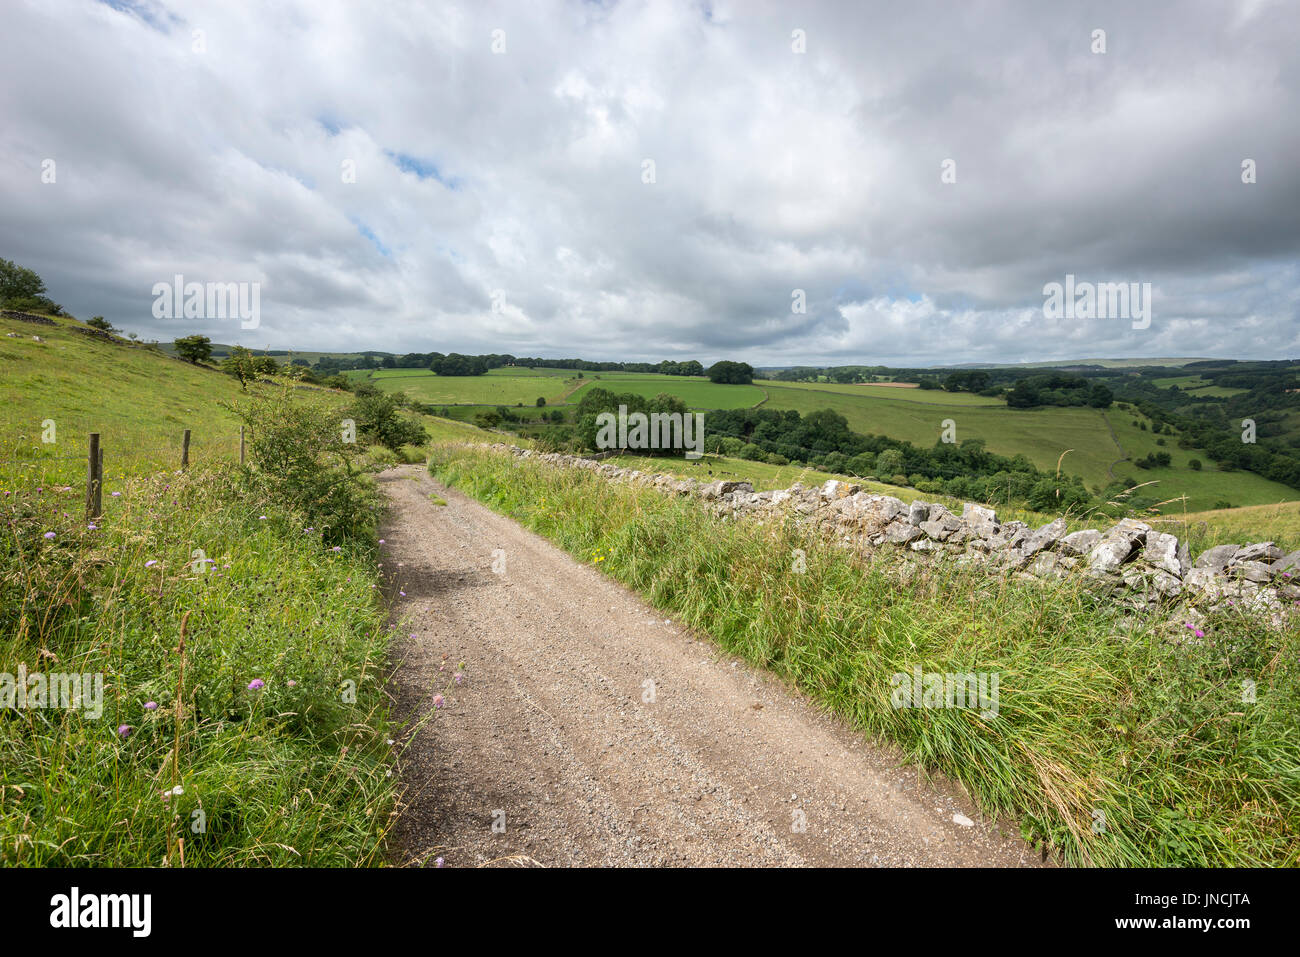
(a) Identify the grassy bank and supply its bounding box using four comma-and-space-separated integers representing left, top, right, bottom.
1, 438, 398, 866
429, 443, 1300, 866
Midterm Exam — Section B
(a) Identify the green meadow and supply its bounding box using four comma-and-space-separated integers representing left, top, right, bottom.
568, 374, 765, 409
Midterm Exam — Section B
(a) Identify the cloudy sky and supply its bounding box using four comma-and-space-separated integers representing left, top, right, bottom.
2, 0, 1298, 366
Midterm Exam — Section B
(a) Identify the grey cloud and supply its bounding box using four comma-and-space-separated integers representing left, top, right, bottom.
0, 0, 1296, 364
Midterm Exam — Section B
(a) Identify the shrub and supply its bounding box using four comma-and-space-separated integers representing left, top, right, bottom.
231, 391, 377, 544
345, 390, 428, 452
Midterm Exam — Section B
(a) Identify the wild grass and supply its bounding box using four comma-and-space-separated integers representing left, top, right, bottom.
0, 379, 405, 864
430, 443, 1300, 867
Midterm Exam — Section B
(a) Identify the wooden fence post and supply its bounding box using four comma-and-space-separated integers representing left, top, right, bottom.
239, 426, 246, 466
86, 433, 102, 518
181, 429, 191, 469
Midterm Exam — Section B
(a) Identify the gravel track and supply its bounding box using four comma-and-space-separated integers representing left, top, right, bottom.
379, 464, 1043, 868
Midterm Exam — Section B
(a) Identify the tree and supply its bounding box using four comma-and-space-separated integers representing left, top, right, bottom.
430, 353, 488, 376
536, 396, 546, 407
1189, 458, 1203, 471
86, 315, 117, 333
222, 346, 258, 389
706, 360, 755, 384
174, 335, 213, 364
1087, 383, 1114, 408
346, 390, 429, 451
0, 258, 46, 303
875, 448, 905, 475
0, 258, 63, 314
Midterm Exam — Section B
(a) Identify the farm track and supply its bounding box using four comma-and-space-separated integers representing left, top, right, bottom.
1100, 411, 1128, 480
379, 464, 1043, 868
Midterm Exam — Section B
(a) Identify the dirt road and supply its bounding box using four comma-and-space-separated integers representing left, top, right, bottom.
379, 464, 1042, 867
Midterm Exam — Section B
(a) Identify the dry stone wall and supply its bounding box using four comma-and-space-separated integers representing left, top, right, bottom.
498, 445, 1300, 629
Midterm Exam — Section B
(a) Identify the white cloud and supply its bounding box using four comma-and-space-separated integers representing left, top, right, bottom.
0, 0, 1296, 364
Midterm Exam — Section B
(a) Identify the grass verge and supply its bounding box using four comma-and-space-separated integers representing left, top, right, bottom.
1, 463, 395, 866
429, 443, 1300, 866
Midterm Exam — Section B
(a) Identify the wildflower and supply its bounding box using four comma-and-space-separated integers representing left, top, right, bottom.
332, 546, 341, 553
144, 701, 158, 711
172, 785, 183, 796
453, 672, 464, 685
435, 857, 445, 868
117, 725, 132, 738
287, 680, 297, 687
400, 590, 406, 597
87, 523, 97, 530
145, 560, 157, 567
432, 694, 444, 708
379, 539, 386, 545
248, 678, 265, 691
111, 491, 122, 497
43, 531, 55, 540
259, 515, 267, 520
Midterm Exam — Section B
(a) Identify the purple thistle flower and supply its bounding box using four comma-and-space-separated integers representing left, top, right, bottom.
248, 678, 265, 691
432, 694, 444, 709
43, 531, 55, 540
144, 701, 158, 711
145, 560, 157, 567
117, 725, 132, 738
435, 857, 445, 868
453, 672, 463, 685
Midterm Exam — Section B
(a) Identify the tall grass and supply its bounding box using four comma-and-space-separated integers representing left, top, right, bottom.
430, 444, 1300, 866
1, 461, 396, 866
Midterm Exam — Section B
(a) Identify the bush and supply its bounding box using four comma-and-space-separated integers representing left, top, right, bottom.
232, 391, 377, 544
345, 391, 428, 452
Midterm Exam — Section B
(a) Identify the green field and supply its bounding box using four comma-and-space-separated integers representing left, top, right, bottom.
365, 369, 587, 405
756, 379, 1004, 406
0, 313, 292, 482
569, 374, 766, 409
1150, 375, 1247, 398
